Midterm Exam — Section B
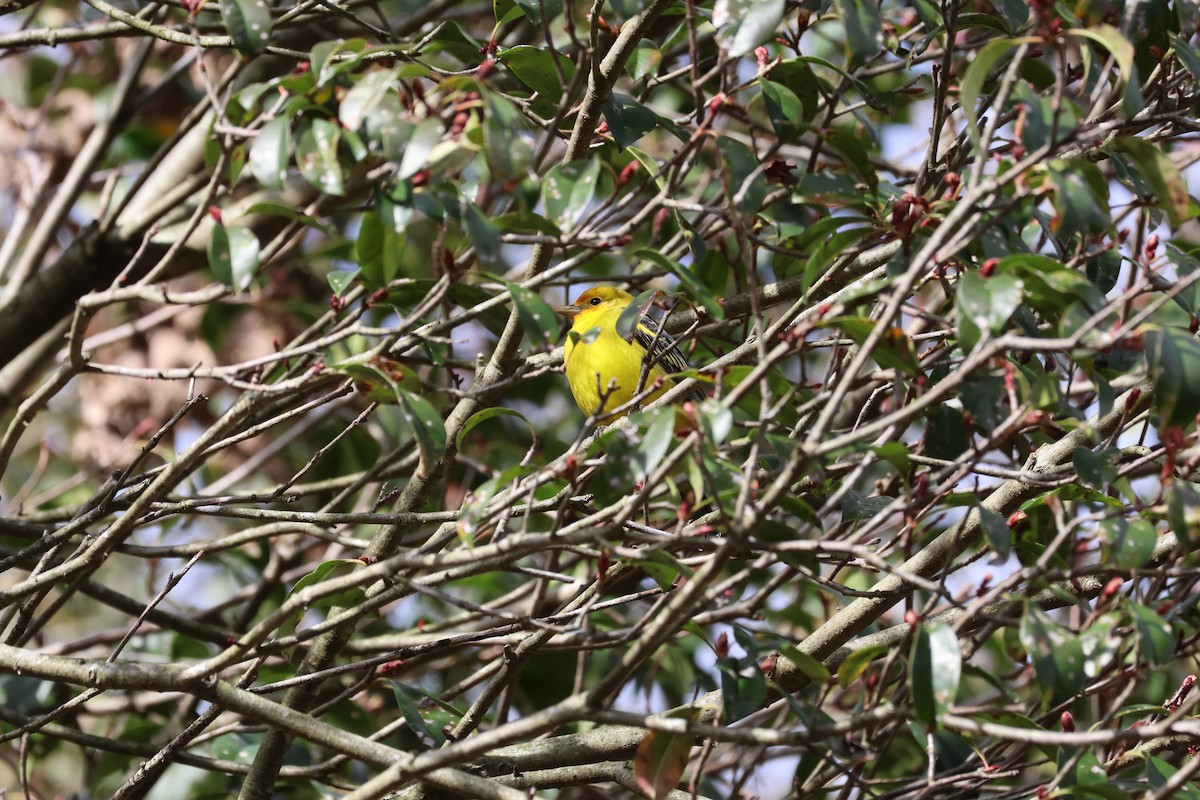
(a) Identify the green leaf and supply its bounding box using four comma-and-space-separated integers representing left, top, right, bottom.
296, 118, 344, 195
339, 68, 396, 131
835, 0, 882, 67
759, 79, 804, 144
327, 269, 358, 296
497, 45, 576, 102
603, 93, 660, 151
289, 559, 367, 611
355, 210, 405, 290
513, 0, 563, 23
826, 316, 920, 375
957, 269, 1024, 351
249, 116, 289, 190
541, 159, 600, 233
1166, 481, 1200, 545
837, 644, 888, 687
630, 407, 676, 483
220, 0, 272, 57
1113, 137, 1192, 227
1068, 26, 1134, 99
842, 490, 893, 522
718, 658, 767, 722
1144, 324, 1200, 429
926, 405, 970, 460
778, 645, 831, 685
1099, 518, 1156, 570
391, 681, 449, 748
959, 38, 1033, 143
715, 0, 785, 58
977, 505, 1011, 559
208, 223, 260, 291
505, 281, 559, 347
910, 623, 961, 728
1131, 603, 1174, 665
455, 407, 534, 450
716, 135, 767, 212
1172, 32, 1200, 80
1049, 161, 1111, 242
633, 248, 723, 321
1020, 606, 1085, 706
463, 201, 504, 268
397, 389, 447, 464
627, 40, 662, 82
1073, 447, 1118, 488
629, 549, 694, 591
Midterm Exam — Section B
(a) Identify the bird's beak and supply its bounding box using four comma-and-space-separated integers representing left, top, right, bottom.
555, 303, 582, 318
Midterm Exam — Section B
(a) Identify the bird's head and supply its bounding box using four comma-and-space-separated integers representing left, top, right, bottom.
555, 285, 634, 318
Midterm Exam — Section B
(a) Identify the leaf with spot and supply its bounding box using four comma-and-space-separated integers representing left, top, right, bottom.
541, 159, 600, 233
1020, 606, 1085, 706
505, 281, 559, 348
296, 118, 344, 196
397, 389, 446, 465
208, 223, 260, 291
220, 0, 273, 57
249, 116, 289, 190
956, 269, 1023, 352
339, 68, 397, 132
1130, 603, 1174, 665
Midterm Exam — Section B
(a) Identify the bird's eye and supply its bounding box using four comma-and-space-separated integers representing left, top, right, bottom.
589, 297, 601, 306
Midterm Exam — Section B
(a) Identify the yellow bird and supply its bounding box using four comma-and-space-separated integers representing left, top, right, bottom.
556, 286, 705, 419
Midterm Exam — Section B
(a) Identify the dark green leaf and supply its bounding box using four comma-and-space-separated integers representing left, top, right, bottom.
220, 0, 272, 57
1144, 324, 1200, 428
604, 93, 659, 151
391, 681, 449, 748
957, 269, 1023, 351
505, 281, 559, 346
842, 490, 894, 522
296, 118, 344, 195
498, 45, 575, 102
463, 201, 504, 268
977, 505, 1012, 559
455, 407, 533, 450
1113, 137, 1191, 227
910, 623, 960, 728
208, 223, 260, 291
835, 0, 882, 67
398, 389, 447, 464
355, 210, 405, 290
541, 159, 600, 233
1073, 447, 1118, 488
1131, 603, 1174, 665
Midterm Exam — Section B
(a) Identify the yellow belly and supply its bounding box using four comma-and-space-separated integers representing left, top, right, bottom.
564, 323, 667, 417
